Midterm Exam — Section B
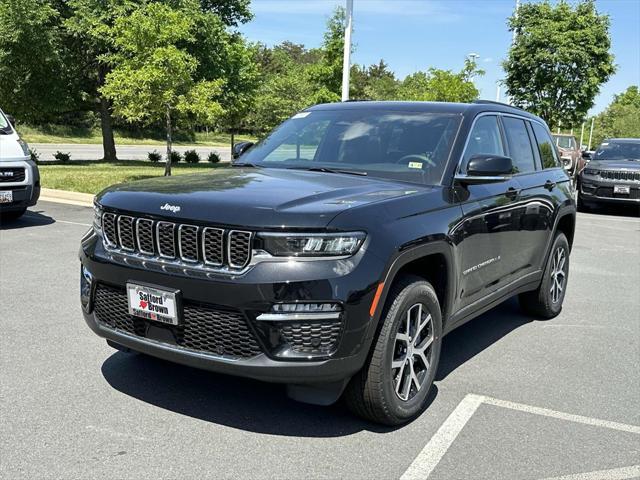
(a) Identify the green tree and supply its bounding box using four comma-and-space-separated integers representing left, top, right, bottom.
0, 0, 77, 122
398, 59, 483, 102
100, 2, 224, 175
590, 86, 640, 146
503, 0, 615, 129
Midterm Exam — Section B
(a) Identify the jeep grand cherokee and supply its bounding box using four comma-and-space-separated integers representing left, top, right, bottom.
80, 101, 576, 425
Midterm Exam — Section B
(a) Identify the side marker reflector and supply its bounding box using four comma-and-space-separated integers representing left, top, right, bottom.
369, 282, 385, 317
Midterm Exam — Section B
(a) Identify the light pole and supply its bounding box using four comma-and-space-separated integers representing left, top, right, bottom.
467, 53, 479, 83
341, 0, 354, 102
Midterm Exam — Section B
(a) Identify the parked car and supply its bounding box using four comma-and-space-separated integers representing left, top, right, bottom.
577, 138, 640, 211
552, 133, 586, 178
80, 101, 576, 425
0, 109, 40, 221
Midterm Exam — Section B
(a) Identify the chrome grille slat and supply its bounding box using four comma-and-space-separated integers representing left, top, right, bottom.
156, 222, 176, 259
136, 218, 155, 255
179, 225, 199, 263
101, 212, 252, 272
228, 230, 252, 269
600, 170, 640, 181
202, 227, 224, 266
117, 216, 136, 252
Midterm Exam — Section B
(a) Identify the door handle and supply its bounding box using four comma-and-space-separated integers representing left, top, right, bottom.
505, 187, 520, 199
544, 180, 556, 191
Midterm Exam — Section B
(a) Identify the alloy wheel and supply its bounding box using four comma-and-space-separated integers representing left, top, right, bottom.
391, 303, 434, 401
550, 247, 567, 304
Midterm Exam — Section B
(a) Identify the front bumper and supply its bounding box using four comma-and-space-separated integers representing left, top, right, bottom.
0, 159, 40, 211
579, 175, 640, 205
79, 232, 385, 385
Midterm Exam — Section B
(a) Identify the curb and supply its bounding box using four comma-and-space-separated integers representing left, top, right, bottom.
40, 188, 94, 207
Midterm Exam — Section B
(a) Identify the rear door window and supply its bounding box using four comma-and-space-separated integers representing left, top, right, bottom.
502, 117, 536, 174
532, 123, 561, 169
461, 115, 504, 170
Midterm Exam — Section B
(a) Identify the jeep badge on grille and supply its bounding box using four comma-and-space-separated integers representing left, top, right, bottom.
160, 203, 181, 213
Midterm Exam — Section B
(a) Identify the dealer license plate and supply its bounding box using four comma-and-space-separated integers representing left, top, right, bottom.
614, 185, 630, 195
127, 283, 180, 325
0, 191, 13, 204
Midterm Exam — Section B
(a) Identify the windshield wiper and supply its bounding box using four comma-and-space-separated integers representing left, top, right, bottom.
287, 166, 368, 176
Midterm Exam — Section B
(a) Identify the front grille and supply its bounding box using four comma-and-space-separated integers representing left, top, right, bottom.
101, 211, 253, 271
595, 186, 640, 199
599, 170, 640, 181
0, 167, 26, 183
93, 284, 262, 359
279, 320, 343, 355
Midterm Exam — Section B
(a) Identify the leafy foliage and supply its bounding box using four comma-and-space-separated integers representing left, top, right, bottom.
397, 59, 483, 102
148, 151, 162, 163
183, 149, 201, 163
207, 151, 221, 163
54, 151, 71, 162
590, 86, 640, 146
503, 0, 615, 128
169, 150, 182, 164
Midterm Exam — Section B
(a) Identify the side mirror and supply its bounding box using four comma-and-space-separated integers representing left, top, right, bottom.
6, 114, 15, 126
232, 141, 254, 160
456, 154, 513, 184
581, 150, 591, 160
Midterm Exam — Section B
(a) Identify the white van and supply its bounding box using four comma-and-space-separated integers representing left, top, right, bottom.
0, 109, 40, 220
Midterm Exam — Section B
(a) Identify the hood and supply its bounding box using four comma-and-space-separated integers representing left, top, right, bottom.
587, 160, 640, 171
0, 130, 29, 162
97, 167, 429, 229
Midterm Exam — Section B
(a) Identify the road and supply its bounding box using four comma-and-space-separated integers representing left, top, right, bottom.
1, 202, 639, 479
31, 143, 232, 162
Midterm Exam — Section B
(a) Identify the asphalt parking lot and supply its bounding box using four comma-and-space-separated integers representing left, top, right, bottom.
1, 201, 639, 480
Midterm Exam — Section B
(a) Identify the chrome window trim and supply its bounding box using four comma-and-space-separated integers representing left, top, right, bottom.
156, 221, 176, 259
135, 218, 155, 255
202, 227, 225, 267
178, 224, 200, 263
227, 230, 253, 269
117, 215, 136, 252
256, 312, 342, 321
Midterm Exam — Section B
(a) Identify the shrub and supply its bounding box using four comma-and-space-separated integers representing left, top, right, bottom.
54, 151, 71, 162
169, 150, 182, 163
207, 151, 221, 163
29, 148, 40, 163
184, 149, 200, 164
148, 150, 162, 163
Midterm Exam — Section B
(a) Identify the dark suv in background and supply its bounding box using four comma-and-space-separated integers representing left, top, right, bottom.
578, 138, 640, 211
80, 101, 575, 425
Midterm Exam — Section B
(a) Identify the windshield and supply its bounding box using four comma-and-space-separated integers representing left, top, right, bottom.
0, 110, 11, 133
240, 109, 461, 185
594, 141, 640, 161
553, 135, 575, 149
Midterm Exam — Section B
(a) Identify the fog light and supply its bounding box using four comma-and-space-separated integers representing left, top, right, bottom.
80, 265, 93, 311
257, 302, 342, 321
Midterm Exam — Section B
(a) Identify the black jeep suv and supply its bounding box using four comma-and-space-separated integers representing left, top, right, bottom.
80, 101, 576, 425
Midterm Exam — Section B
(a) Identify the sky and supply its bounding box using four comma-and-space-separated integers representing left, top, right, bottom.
239, 0, 640, 115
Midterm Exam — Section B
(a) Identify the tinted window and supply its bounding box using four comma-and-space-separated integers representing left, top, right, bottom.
242, 110, 461, 185
594, 141, 640, 161
502, 117, 536, 174
532, 123, 560, 169
462, 115, 504, 168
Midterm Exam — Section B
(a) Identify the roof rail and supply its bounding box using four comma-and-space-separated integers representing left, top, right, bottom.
473, 99, 526, 111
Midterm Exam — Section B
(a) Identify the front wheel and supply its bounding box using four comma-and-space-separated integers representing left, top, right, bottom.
519, 232, 570, 319
0, 208, 26, 223
345, 275, 442, 425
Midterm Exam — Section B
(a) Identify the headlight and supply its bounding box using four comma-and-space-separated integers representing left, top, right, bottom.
583, 168, 599, 176
93, 201, 103, 235
17, 139, 29, 157
258, 232, 366, 257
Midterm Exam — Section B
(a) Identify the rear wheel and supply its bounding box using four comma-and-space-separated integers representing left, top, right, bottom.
345, 275, 442, 425
519, 232, 570, 319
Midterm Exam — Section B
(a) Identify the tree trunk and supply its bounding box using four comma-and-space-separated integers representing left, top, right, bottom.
231, 131, 235, 151
97, 62, 118, 163
165, 108, 172, 176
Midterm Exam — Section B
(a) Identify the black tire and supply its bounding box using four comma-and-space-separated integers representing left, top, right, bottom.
345, 275, 442, 425
519, 232, 570, 319
0, 208, 26, 223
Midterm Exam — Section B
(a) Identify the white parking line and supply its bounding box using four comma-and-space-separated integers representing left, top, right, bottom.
539, 465, 640, 480
401, 393, 640, 480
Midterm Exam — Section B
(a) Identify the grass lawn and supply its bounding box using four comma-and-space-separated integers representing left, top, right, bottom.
39, 160, 227, 195
19, 124, 256, 147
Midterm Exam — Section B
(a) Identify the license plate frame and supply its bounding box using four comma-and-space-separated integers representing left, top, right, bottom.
126, 282, 182, 325
0, 191, 13, 204
613, 185, 630, 195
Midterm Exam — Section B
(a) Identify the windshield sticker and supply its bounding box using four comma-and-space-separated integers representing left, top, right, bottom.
292, 112, 311, 119
408, 162, 423, 169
